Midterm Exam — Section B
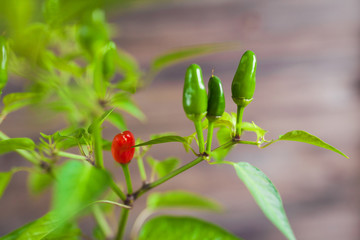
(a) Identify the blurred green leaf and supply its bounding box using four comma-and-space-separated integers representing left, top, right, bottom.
265, 130, 348, 158
146, 157, 180, 178
1, 212, 80, 240
110, 93, 145, 122
138, 215, 241, 240
147, 190, 222, 212
2, 92, 37, 114
0, 138, 35, 155
28, 171, 54, 195
88, 108, 114, 134
102, 41, 117, 80
107, 111, 127, 131
102, 138, 112, 151
149, 42, 241, 76
52, 161, 111, 221
0, 0, 34, 34
115, 48, 142, 93
134, 135, 188, 148
93, 224, 106, 240
231, 162, 295, 240
0, 171, 12, 199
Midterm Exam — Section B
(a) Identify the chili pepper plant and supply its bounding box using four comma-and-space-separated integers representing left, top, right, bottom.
0, 2, 348, 240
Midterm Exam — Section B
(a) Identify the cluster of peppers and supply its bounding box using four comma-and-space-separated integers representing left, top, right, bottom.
183, 50, 257, 155
110, 50, 257, 166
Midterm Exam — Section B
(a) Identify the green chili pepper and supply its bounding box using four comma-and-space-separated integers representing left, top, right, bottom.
183, 64, 208, 121
183, 64, 207, 153
231, 50, 257, 107
207, 75, 225, 120
0, 37, 8, 95
231, 50, 257, 139
206, 74, 225, 154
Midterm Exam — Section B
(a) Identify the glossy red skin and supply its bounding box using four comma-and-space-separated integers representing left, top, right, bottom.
111, 131, 135, 164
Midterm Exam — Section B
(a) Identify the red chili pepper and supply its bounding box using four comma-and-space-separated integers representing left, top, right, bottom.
111, 131, 135, 164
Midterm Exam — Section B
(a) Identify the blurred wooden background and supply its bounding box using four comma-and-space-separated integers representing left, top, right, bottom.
1, 0, 359, 239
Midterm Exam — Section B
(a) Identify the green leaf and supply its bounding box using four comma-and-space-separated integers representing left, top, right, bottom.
212, 127, 234, 162
2, 92, 36, 114
0, 171, 12, 199
149, 42, 241, 75
268, 130, 348, 158
93, 51, 107, 98
232, 162, 295, 240
241, 122, 267, 141
110, 93, 145, 122
88, 108, 115, 134
107, 111, 127, 131
28, 171, 54, 195
147, 190, 222, 212
146, 157, 180, 178
138, 215, 241, 240
52, 161, 111, 221
0, 213, 80, 240
102, 138, 112, 151
0, 138, 35, 155
134, 135, 189, 148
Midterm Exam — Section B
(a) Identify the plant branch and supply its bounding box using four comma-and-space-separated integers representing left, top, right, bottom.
92, 205, 113, 238
193, 119, 205, 153
122, 164, 133, 194
235, 105, 245, 138
115, 208, 130, 240
93, 126, 104, 168
132, 156, 205, 200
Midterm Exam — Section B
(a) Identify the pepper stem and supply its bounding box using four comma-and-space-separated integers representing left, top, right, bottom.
193, 119, 205, 154
115, 208, 130, 240
206, 120, 215, 154
93, 126, 104, 169
121, 164, 133, 194
235, 105, 245, 138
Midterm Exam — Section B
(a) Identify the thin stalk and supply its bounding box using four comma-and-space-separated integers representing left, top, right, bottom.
109, 179, 126, 201
206, 120, 215, 154
193, 119, 205, 153
121, 164, 133, 194
136, 155, 147, 183
235, 105, 245, 138
92, 205, 113, 238
115, 208, 130, 240
134, 156, 204, 200
57, 151, 87, 160
93, 126, 104, 169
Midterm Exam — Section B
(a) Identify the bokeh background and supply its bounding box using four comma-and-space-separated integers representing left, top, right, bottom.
1, 0, 359, 239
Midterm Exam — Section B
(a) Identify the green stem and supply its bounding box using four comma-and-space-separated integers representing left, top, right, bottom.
206, 120, 215, 154
93, 126, 104, 169
193, 119, 205, 153
121, 164, 133, 194
57, 151, 87, 160
134, 156, 204, 200
92, 205, 113, 238
109, 179, 126, 202
235, 105, 245, 138
115, 208, 130, 240
137, 155, 147, 183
